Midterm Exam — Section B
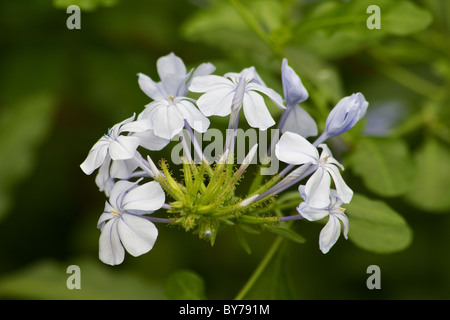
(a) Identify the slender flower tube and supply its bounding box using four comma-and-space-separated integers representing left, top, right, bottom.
97, 180, 166, 265
314, 92, 369, 146
275, 131, 353, 208
296, 186, 349, 254
137, 53, 215, 139
189, 66, 285, 131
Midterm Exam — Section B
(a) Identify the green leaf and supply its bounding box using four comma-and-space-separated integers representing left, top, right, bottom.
346, 194, 412, 253
405, 137, 450, 213
165, 270, 207, 300
0, 258, 165, 299
349, 137, 416, 197
383, 1, 433, 35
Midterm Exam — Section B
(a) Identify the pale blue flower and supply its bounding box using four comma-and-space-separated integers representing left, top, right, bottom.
275, 131, 353, 208
279, 58, 317, 138
137, 53, 215, 139
97, 180, 166, 265
80, 114, 152, 175
297, 186, 349, 254
189, 66, 285, 131
315, 92, 368, 145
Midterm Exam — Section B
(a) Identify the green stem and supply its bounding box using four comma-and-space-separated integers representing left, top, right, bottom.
234, 236, 284, 300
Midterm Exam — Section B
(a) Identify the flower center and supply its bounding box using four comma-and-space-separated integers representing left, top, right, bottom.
168, 94, 175, 104
111, 209, 120, 217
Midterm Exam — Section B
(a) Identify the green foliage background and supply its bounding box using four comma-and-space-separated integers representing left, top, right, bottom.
0, 0, 449, 299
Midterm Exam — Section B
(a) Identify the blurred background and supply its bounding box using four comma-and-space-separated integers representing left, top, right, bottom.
0, 0, 449, 299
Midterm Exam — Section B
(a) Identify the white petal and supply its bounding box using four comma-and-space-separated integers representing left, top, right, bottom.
248, 83, 285, 110
151, 104, 185, 139
132, 130, 170, 151
189, 75, 233, 93
117, 214, 158, 257
275, 131, 319, 165
99, 218, 125, 265
95, 156, 113, 193
80, 139, 109, 175
336, 213, 349, 239
297, 202, 329, 221
108, 136, 140, 160
110, 159, 138, 179
196, 88, 234, 117
120, 119, 152, 134
319, 215, 341, 254
160, 74, 188, 97
191, 62, 216, 79
97, 203, 114, 229
176, 100, 210, 133
122, 181, 166, 212
305, 168, 331, 208
325, 164, 353, 204
242, 91, 275, 130
138, 73, 166, 101
157, 52, 186, 80
281, 105, 318, 138
109, 180, 134, 210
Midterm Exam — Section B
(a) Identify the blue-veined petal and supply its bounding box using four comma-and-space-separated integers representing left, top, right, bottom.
117, 214, 158, 257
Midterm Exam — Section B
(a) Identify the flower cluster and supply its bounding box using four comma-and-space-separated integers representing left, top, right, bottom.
81, 53, 368, 265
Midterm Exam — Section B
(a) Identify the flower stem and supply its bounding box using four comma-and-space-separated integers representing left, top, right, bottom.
234, 236, 284, 300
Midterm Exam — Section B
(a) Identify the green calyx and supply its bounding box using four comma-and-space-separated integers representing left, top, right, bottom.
154, 157, 281, 246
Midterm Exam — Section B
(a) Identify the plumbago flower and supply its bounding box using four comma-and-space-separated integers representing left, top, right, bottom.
275, 131, 353, 208
80, 113, 169, 195
137, 53, 215, 139
81, 53, 369, 265
296, 186, 349, 254
189, 66, 285, 131
98, 180, 166, 265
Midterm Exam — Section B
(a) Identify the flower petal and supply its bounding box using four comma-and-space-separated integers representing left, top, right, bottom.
157, 52, 186, 80
297, 202, 329, 221
176, 100, 210, 133
99, 218, 125, 265
325, 164, 353, 204
281, 58, 309, 106
305, 168, 331, 208
275, 131, 319, 165
242, 91, 275, 130
248, 83, 285, 110
196, 88, 234, 117
151, 104, 185, 139
122, 181, 166, 212
319, 215, 341, 254
336, 213, 349, 239
109, 180, 135, 210
189, 75, 233, 93
110, 158, 138, 179
137, 73, 166, 101
80, 139, 109, 175
117, 214, 158, 257
131, 129, 170, 151
108, 136, 140, 160
281, 105, 318, 138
